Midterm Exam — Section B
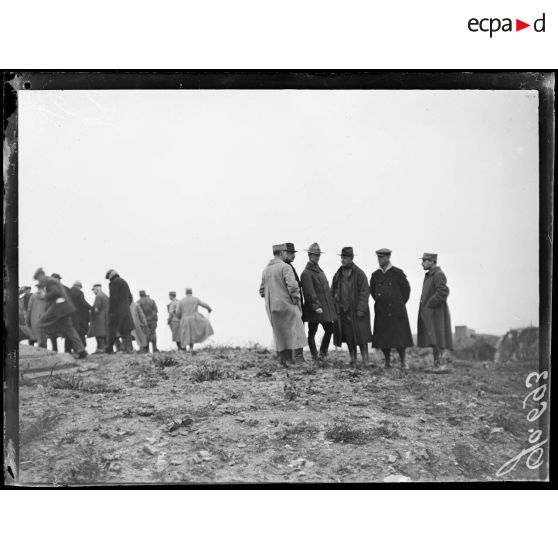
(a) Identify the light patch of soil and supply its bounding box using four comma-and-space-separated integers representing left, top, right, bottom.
17, 347, 541, 485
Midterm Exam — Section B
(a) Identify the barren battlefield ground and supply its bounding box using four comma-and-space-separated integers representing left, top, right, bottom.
18, 346, 541, 484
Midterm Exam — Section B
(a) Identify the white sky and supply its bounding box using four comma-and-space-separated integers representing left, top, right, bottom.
18, 89, 539, 350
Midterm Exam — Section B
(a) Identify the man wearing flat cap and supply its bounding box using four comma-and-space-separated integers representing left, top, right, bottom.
370, 249, 413, 369
285, 242, 305, 361
260, 244, 306, 366
417, 253, 453, 368
137, 290, 159, 352
301, 242, 336, 361
104, 269, 134, 354
331, 247, 373, 366
167, 291, 181, 350
32, 268, 88, 358
68, 280, 92, 347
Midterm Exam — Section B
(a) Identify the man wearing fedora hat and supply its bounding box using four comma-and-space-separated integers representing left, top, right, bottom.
331, 247, 373, 366
137, 290, 159, 352
167, 291, 182, 350
417, 253, 453, 368
104, 269, 134, 354
370, 249, 413, 369
285, 242, 305, 361
301, 242, 337, 361
260, 243, 307, 366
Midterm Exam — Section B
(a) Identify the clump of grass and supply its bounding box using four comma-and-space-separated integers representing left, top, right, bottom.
191, 361, 238, 382
66, 441, 103, 484
372, 419, 400, 439
20, 409, 63, 445
325, 420, 371, 445
283, 382, 299, 401
50, 374, 121, 394
151, 353, 179, 368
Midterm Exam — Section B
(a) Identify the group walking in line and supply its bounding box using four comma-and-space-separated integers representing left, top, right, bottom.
20, 267, 214, 359
260, 243, 452, 369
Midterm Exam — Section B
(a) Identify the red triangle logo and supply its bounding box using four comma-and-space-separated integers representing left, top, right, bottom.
516, 19, 530, 31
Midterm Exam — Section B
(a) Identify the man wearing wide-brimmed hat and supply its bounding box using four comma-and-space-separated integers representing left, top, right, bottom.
301, 242, 337, 361
167, 291, 182, 350
104, 269, 134, 354
370, 248, 413, 369
331, 247, 373, 366
417, 253, 453, 368
260, 244, 306, 366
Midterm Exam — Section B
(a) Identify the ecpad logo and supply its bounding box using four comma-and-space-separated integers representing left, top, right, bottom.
468, 13, 546, 37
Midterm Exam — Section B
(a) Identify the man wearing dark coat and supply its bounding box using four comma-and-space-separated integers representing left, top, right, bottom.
285, 242, 305, 362
301, 242, 337, 361
370, 248, 413, 369
331, 247, 373, 366
104, 269, 134, 354
68, 280, 92, 347
417, 253, 453, 368
52, 273, 79, 353
33, 268, 88, 358
137, 290, 159, 353
89, 283, 110, 352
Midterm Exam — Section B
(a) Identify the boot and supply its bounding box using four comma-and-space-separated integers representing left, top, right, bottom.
123, 333, 134, 353
382, 348, 392, 369
360, 344, 371, 367
278, 350, 290, 368
348, 344, 357, 366
295, 347, 305, 362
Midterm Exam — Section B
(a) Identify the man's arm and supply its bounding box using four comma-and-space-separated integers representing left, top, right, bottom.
283, 265, 301, 304
398, 270, 411, 303
428, 270, 449, 307
356, 269, 370, 316
301, 271, 321, 311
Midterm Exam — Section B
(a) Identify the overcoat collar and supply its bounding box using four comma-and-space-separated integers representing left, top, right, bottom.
378, 262, 393, 274
425, 265, 441, 276
305, 261, 322, 273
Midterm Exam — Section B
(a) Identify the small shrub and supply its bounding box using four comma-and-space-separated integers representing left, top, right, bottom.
325, 420, 371, 445
192, 361, 226, 382
20, 409, 63, 445
151, 353, 179, 368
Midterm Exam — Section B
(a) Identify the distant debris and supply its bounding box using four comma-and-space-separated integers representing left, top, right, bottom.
495, 327, 539, 363
453, 326, 498, 361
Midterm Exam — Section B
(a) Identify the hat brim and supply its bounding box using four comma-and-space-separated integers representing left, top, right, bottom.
338, 253, 356, 257
305, 250, 324, 254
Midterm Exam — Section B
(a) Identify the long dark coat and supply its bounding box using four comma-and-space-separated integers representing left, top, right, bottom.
370, 266, 413, 349
108, 275, 134, 334
89, 291, 110, 337
69, 286, 92, 337
39, 277, 76, 333
417, 265, 453, 350
300, 261, 336, 323
331, 263, 373, 346
137, 296, 158, 332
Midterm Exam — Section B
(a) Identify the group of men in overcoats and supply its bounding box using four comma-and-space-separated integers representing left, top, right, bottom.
260, 243, 453, 369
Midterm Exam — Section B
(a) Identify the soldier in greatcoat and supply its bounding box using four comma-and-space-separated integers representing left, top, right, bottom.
260, 243, 306, 366
300, 242, 336, 361
417, 253, 453, 368
331, 247, 373, 366
104, 269, 134, 354
370, 248, 414, 369
137, 290, 159, 352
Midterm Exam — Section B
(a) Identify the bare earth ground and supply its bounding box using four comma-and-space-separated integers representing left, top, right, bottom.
18, 346, 541, 485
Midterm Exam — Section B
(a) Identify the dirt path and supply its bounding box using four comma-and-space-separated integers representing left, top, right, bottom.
18, 347, 541, 484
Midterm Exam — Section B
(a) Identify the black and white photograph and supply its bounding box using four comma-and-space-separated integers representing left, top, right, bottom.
3, 71, 553, 486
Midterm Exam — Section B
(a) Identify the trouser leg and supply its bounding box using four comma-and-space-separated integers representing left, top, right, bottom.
382, 348, 392, 368
39, 329, 47, 349
49, 336, 58, 352
64, 337, 72, 353
105, 323, 118, 353
359, 343, 369, 365
319, 322, 334, 356
59, 317, 85, 354
151, 333, 159, 352
347, 342, 357, 365
397, 348, 407, 366
432, 345, 440, 365
122, 332, 134, 353
307, 322, 319, 358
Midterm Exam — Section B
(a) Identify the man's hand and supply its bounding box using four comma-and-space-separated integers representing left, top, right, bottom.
316, 308, 323, 315
356, 311, 365, 318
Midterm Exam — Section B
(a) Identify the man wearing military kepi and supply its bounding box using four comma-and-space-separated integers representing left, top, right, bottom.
370, 248, 413, 369
331, 247, 373, 366
417, 253, 453, 369
260, 243, 306, 366
301, 242, 336, 361
285, 242, 305, 362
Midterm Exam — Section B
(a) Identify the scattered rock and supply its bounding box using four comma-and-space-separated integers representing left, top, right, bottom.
383, 474, 411, 483
143, 444, 157, 456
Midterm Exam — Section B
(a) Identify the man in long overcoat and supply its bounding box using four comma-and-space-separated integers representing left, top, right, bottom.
370, 248, 413, 369
69, 280, 92, 346
285, 242, 305, 361
260, 243, 306, 366
167, 291, 181, 350
331, 247, 373, 366
137, 290, 159, 352
301, 242, 336, 361
89, 283, 110, 352
52, 274, 76, 353
26, 287, 47, 347
417, 253, 453, 367
105, 269, 134, 354
33, 268, 88, 358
